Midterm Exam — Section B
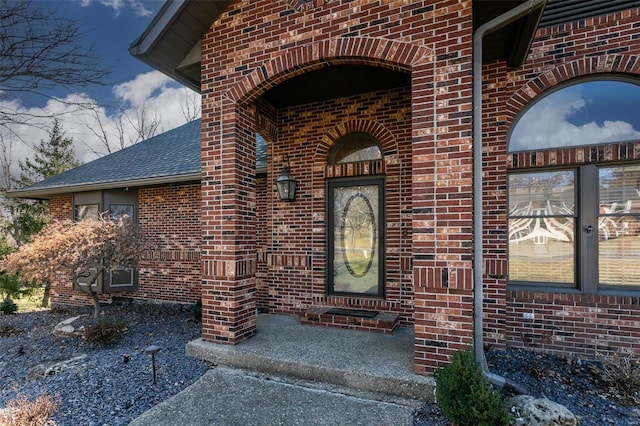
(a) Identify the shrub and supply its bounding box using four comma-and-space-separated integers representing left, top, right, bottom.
434, 348, 511, 426
0, 393, 59, 426
596, 352, 640, 406
192, 299, 202, 322
0, 298, 18, 315
83, 317, 127, 345
0, 271, 31, 301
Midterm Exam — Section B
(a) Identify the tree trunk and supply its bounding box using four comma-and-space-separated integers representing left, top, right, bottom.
89, 290, 101, 318
74, 269, 103, 318
40, 279, 50, 307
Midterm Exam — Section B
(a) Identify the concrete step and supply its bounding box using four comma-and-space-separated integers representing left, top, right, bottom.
186, 313, 435, 402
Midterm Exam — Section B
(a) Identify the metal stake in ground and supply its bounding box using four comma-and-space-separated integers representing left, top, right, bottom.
144, 345, 161, 384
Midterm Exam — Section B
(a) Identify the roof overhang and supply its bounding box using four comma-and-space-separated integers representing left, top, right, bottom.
7, 173, 201, 200
474, 0, 546, 67
129, 0, 232, 92
130, 1, 546, 93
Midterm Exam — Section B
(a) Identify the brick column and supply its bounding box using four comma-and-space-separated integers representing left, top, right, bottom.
200, 97, 257, 344
411, 2, 476, 372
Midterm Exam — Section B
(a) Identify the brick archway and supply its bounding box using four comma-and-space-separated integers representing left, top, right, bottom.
315, 119, 398, 162
505, 54, 640, 128
226, 37, 433, 105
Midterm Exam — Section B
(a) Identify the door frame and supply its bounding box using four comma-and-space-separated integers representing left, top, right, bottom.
326, 175, 386, 297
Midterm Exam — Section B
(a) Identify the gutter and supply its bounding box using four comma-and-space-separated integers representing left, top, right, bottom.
6, 173, 202, 200
472, 0, 546, 395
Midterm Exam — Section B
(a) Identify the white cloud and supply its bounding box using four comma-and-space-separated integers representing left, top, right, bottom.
510, 86, 640, 151
0, 71, 200, 182
112, 71, 176, 108
78, 0, 152, 17
128, 0, 153, 17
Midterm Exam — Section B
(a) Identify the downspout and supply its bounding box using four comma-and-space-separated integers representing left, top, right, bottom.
473, 0, 545, 395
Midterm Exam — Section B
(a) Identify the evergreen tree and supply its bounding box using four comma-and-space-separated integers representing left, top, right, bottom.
7, 119, 80, 306
17, 119, 80, 188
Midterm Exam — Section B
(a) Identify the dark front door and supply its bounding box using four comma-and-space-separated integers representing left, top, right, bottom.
327, 177, 384, 297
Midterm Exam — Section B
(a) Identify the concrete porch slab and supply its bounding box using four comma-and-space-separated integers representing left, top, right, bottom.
186, 313, 434, 401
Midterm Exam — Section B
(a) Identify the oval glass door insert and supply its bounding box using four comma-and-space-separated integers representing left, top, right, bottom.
331, 182, 382, 296
340, 193, 376, 277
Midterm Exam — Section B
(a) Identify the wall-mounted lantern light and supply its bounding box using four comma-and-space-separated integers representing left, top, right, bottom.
275, 154, 297, 202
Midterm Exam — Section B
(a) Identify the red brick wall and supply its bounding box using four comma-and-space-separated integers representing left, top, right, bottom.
483, 8, 640, 357
261, 87, 414, 322
48, 184, 202, 306
200, 0, 475, 372
137, 184, 202, 304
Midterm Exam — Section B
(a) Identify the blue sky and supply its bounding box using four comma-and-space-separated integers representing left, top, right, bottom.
2, 0, 200, 175
509, 80, 640, 152
50, 0, 160, 110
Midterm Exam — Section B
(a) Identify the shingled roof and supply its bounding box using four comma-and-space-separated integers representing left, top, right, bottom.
9, 120, 202, 199
9, 119, 269, 200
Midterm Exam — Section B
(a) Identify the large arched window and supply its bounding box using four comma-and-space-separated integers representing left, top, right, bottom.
507, 78, 640, 294
509, 78, 640, 152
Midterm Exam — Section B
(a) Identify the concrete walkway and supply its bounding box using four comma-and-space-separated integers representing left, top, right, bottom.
130, 314, 435, 425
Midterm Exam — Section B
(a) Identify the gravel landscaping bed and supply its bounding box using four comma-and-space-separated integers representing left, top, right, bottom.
2, 303, 638, 426
486, 347, 640, 426
415, 347, 640, 426
0, 302, 210, 426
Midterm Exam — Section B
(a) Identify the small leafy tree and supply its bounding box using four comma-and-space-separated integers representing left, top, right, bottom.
2, 216, 146, 318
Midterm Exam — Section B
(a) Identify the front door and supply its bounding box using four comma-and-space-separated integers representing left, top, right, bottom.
327, 177, 384, 297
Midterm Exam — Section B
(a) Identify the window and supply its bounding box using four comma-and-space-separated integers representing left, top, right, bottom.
76, 204, 100, 220
508, 165, 640, 292
109, 204, 134, 223
328, 132, 382, 164
508, 78, 640, 293
509, 79, 640, 152
598, 165, 640, 286
72, 189, 138, 293
508, 171, 575, 286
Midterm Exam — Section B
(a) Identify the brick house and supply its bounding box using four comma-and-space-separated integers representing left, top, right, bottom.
10, 120, 205, 305
13, 0, 640, 374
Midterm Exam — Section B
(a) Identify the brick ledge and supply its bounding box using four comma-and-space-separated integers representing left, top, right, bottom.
300, 307, 399, 334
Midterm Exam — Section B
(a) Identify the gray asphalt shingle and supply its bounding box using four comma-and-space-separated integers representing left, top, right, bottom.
10, 120, 268, 198
15, 119, 201, 195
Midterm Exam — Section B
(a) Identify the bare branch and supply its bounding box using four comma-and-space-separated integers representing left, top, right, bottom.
126, 103, 161, 142
179, 90, 201, 123
0, 0, 110, 127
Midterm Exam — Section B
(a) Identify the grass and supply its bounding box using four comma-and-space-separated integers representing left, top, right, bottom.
12, 288, 48, 313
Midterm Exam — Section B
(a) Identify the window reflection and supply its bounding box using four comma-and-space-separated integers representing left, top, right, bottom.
598, 165, 640, 286
76, 204, 100, 221
508, 171, 575, 284
110, 204, 134, 222
509, 80, 640, 152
